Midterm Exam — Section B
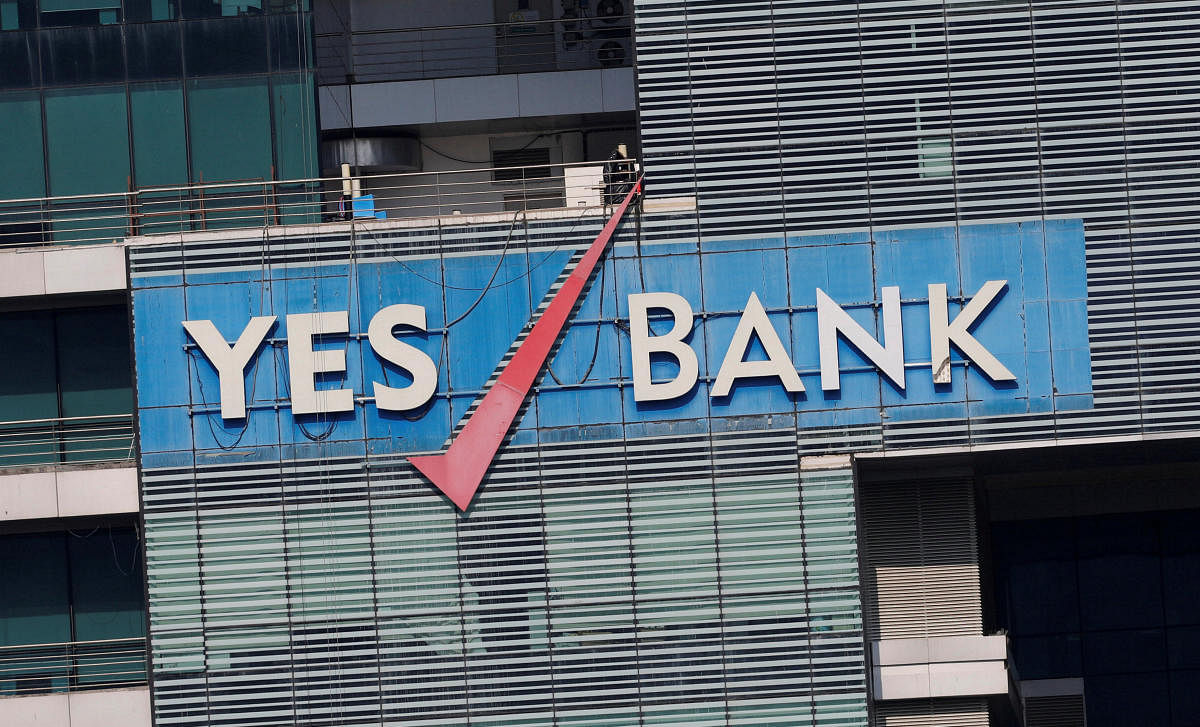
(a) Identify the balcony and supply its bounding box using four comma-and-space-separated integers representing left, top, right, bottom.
0, 160, 640, 251
0, 638, 147, 696
0, 415, 135, 469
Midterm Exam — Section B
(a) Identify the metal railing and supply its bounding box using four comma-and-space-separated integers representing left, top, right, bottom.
0, 637, 148, 696
0, 414, 135, 467
0, 160, 639, 251
316, 15, 632, 85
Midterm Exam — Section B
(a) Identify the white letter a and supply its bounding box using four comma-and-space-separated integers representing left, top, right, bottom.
711, 292, 803, 397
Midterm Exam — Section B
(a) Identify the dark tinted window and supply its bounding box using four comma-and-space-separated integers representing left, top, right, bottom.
126, 21, 184, 79
0, 31, 38, 89
268, 11, 308, 71
183, 15, 268, 75
39, 0, 122, 27
125, 0, 179, 22
39, 25, 126, 85
0, 0, 37, 30
180, 0, 262, 18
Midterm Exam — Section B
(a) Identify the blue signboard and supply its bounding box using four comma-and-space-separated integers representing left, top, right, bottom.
131, 219, 1090, 460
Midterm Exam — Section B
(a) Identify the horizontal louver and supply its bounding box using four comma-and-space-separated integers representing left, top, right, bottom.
859, 473, 981, 640
143, 428, 868, 726
873, 697, 989, 727
1025, 695, 1086, 727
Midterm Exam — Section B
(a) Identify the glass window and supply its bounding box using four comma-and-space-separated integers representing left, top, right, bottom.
0, 90, 46, 200
0, 529, 146, 696
1083, 629, 1166, 676
44, 85, 130, 197
68, 528, 145, 642
1167, 626, 1200, 671
1012, 634, 1082, 680
0, 0, 37, 30
1161, 510, 1200, 627
56, 306, 134, 462
39, 25, 125, 84
131, 81, 188, 187
271, 72, 316, 181
1086, 672, 1170, 727
56, 307, 133, 419
126, 21, 183, 79
0, 311, 58, 465
125, 0, 178, 21
268, 11, 309, 71
990, 519, 1080, 634
181, 0, 261, 18
0, 534, 71, 646
0, 307, 132, 465
0, 30, 38, 88
1077, 513, 1164, 631
183, 15, 267, 75
0, 533, 71, 695
39, 0, 121, 26
187, 76, 272, 183
1170, 670, 1200, 726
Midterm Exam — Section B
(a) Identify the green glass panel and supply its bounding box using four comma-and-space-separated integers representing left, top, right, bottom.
271, 72, 316, 181
0, 312, 58, 465
40, 0, 119, 9
0, 90, 45, 200
56, 306, 133, 462
131, 82, 188, 188
271, 73, 321, 225
43, 85, 130, 197
56, 306, 132, 418
69, 528, 144, 641
69, 528, 146, 686
0, 534, 71, 694
187, 76, 272, 184
0, 534, 70, 645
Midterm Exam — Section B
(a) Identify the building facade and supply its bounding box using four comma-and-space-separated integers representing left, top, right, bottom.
3, 1, 1200, 726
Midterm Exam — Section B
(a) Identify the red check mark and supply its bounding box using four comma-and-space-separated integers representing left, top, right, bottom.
409, 177, 643, 511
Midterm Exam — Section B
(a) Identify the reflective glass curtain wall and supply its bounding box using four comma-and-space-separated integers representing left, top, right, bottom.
0, 2, 317, 246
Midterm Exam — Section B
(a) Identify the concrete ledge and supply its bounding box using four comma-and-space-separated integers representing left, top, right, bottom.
874, 635, 1007, 666
0, 687, 149, 727
872, 635, 1009, 700
0, 466, 138, 521
0, 245, 127, 299
800, 454, 853, 471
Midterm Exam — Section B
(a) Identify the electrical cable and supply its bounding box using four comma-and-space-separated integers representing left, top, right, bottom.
376, 202, 602, 294
420, 133, 548, 165
443, 208, 523, 329
545, 254, 606, 386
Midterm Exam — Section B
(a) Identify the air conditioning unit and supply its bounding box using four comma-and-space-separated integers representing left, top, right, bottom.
592, 0, 627, 26
554, 0, 631, 70
594, 35, 629, 67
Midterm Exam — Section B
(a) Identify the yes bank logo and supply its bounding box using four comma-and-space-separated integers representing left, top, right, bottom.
182, 277, 1016, 511
184, 279, 1016, 420
165, 187, 1085, 511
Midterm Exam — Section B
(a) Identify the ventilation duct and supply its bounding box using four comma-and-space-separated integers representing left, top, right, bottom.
319, 135, 421, 175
